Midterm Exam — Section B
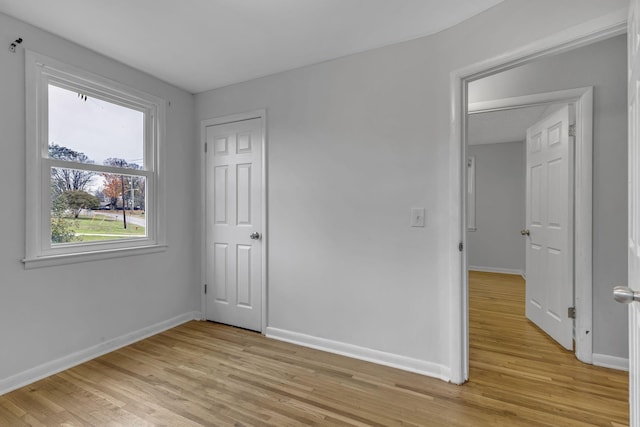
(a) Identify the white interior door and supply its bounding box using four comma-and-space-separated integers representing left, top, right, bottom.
524, 105, 574, 350
205, 118, 263, 331
623, 2, 640, 424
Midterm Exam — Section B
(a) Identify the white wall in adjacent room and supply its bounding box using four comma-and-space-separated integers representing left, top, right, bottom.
467, 141, 525, 275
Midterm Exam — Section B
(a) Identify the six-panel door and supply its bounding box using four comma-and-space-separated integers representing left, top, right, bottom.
525, 105, 574, 350
206, 118, 263, 331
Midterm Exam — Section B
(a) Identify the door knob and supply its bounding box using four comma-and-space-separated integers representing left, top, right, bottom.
520, 229, 530, 236
249, 232, 261, 240
613, 286, 640, 304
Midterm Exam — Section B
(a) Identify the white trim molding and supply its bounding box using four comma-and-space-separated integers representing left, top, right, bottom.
468, 266, 524, 277
449, 10, 626, 384
592, 353, 630, 371
468, 88, 599, 114
266, 327, 451, 381
0, 312, 201, 396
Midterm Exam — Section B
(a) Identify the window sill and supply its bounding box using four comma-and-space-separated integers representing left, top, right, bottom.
22, 244, 168, 269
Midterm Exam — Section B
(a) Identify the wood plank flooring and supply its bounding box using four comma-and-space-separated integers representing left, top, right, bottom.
0, 271, 629, 426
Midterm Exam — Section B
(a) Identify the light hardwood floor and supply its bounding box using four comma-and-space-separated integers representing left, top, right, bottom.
0, 271, 629, 426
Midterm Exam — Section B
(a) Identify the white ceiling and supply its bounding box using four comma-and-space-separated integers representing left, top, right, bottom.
467, 105, 552, 146
0, 0, 503, 93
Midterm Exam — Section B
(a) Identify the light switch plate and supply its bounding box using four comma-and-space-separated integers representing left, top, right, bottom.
411, 208, 426, 227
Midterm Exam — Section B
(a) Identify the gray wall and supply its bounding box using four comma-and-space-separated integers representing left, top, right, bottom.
196, 0, 628, 371
0, 0, 628, 388
0, 12, 200, 386
467, 141, 525, 274
469, 34, 628, 358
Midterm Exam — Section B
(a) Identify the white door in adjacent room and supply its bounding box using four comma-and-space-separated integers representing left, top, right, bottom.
524, 105, 574, 350
205, 117, 263, 331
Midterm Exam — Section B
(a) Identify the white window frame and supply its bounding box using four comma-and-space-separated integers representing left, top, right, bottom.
24, 51, 167, 268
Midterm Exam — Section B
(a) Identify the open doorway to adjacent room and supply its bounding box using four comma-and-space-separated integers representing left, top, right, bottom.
460, 33, 629, 408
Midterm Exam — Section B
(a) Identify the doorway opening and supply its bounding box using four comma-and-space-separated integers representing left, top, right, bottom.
449, 18, 627, 384
467, 92, 587, 354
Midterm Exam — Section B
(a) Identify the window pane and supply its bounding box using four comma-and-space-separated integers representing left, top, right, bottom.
51, 167, 147, 245
48, 84, 144, 170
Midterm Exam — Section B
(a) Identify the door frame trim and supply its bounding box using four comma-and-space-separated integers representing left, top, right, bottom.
448, 9, 627, 384
471, 89, 593, 358
200, 109, 268, 334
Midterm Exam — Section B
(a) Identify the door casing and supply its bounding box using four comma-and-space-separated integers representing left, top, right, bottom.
200, 110, 268, 334
449, 10, 627, 384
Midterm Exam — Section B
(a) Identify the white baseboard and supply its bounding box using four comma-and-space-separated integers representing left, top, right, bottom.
266, 327, 451, 382
592, 353, 629, 371
468, 265, 525, 277
0, 311, 201, 396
